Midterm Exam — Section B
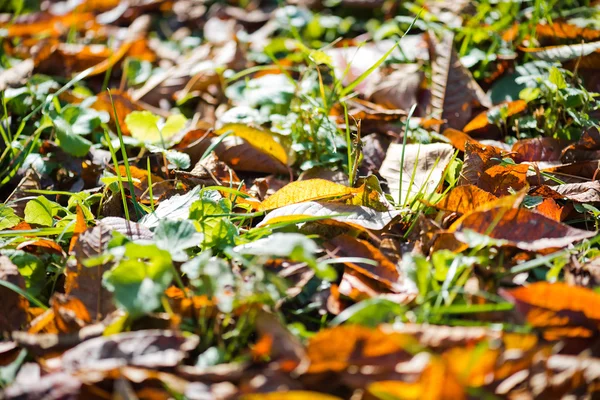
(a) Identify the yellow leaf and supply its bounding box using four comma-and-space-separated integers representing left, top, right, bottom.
258, 179, 359, 211
241, 392, 342, 400
216, 123, 289, 166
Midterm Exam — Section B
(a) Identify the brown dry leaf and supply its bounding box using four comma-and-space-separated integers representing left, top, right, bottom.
179, 132, 289, 174
338, 98, 406, 123
176, 152, 243, 187
242, 393, 343, 400
427, 31, 491, 131
380, 143, 455, 205
258, 179, 360, 211
367, 362, 466, 400
254, 311, 307, 372
67, 218, 151, 320
51, 294, 92, 334
433, 185, 498, 215
326, 234, 400, 285
512, 137, 564, 163
258, 201, 403, 231
450, 206, 595, 251
54, 330, 199, 373
16, 239, 65, 256
550, 180, 600, 203
504, 283, 600, 342
359, 133, 390, 175
506, 282, 600, 322
458, 141, 505, 186
368, 64, 423, 112
477, 163, 530, 196
463, 100, 527, 133
0, 256, 28, 331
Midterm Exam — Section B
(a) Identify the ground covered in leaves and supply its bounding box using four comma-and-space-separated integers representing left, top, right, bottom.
3, 0, 600, 398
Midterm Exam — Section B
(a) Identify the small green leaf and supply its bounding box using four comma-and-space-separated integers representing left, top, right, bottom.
54, 117, 92, 157
549, 67, 567, 91
154, 219, 203, 261
161, 114, 188, 139
125, 111, 162, 143
24, 196, 61, 227
103, 243, 174, 317
0, 205, 20, 230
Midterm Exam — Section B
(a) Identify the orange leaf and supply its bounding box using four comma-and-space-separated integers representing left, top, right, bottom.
433, 185, 498, 215
477, 163, 529, 196
443, 128, 478, 152
69, 204, 87, 253
506, 282, 600, 325
463, 100, 527, 133
17, 239, 65, 256
2, 12, 95, 38
326, 234, 400, 287
306, 325, 415, 374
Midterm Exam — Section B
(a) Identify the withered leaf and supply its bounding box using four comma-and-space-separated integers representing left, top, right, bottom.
427, 31, 491, 131
380, 142, 454, 205
0, 256, 27, 332
56, 330, 199, 373
433, 185, 498, 215
451, 206, 595, 251
258, 201, 403, 231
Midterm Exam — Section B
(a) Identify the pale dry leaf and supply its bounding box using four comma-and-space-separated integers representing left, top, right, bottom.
258, 201, 403, 231
379, 142, 454, 205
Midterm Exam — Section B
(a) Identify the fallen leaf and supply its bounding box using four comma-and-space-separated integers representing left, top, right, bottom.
242, 392, 343, 400
68, 204, 88, 253
520, 41, 600, 62
477, 163, 529, 196
451, 206, 595, 251
306, 325, 415, 374
458, 141, 504, 186
0, 256, 27, 331
427, 31, 491, 130
56, 330, 199, 373
258, 201, 403, 231
433, 185, 499, 215
179, 132, 289, 174
326, 234, 400, 287
216, 123, 289, 166
512, 137, 564, 163
380, 142, 454, 205
443, 128, 478, 152
259, 179, 360, 211
463, 100, 527, 133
